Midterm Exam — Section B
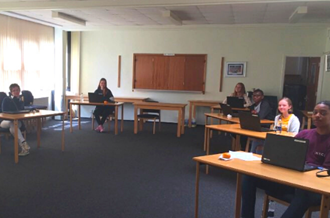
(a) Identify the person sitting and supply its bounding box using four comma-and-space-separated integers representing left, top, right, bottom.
241, 101, 330, 218
0, 83, 30, 156
93, 78, 114, 133
249, 89, 274, 120
251, 97, 300, 154
223, 82, 252, 107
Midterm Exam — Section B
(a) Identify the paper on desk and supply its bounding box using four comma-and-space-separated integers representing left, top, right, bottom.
220, 151, 261, 161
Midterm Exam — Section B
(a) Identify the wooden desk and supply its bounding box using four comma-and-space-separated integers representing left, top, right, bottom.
204, 114, 274, 151
193, 153, 330, 218
210, 104, 250, 113
0, 110, 65, 163
133, 102, 186, 137
188, 100, 221, 128
69, 101, 124, 135
65, 95, 148, 119
302, 110, 313, 129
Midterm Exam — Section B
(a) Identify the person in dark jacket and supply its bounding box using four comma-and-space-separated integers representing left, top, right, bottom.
249, 89, 274, 120
93, 78, 114, 133
0, 83, 30, 156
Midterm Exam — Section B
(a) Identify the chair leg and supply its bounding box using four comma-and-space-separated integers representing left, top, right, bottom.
0, 136, 2, 154
245, 137, 252, 152
304, 209, 312, 218
262, 195, 270, 218
153, 118, 156, 134
159, 115, 161, 130
92, 115, 95, 130
108, 116, 111, 132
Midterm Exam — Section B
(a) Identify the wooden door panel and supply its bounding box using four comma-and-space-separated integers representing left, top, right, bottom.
153, 56, 169, 89
134, 55, 154, 89
168, 56, 185, 90
184, 55, 206, 91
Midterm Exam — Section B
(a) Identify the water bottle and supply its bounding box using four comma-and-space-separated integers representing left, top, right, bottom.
276, 118, 282, 134
80, 93, 84, 102
267, 200, 275, 217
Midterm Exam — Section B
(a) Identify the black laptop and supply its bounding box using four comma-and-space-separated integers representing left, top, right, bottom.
2, 110, 31, 114
88, 92, 104, 103
227, 96, 244, 108
220, 103, 239, 117
262, 134, 318, 172
238, 111, 270, 132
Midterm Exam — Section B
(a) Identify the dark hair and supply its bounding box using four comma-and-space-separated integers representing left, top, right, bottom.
316, 101, 330, 109
278, 97, 293, 114
97, 78, 108, 96
253, 89, 264, 96
233, 82, 246, 96
9, 83, 20, 92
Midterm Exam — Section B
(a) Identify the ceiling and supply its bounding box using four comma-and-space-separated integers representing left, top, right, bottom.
1, 0, 330, 30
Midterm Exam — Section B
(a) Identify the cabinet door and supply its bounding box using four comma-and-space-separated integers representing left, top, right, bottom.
168, 56, 185, 90
153, 56, 169, 90
184, 55, 206, 91
133, 54, 154, 89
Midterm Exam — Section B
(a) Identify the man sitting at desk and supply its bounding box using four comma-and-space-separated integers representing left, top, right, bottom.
241, 101, 330, 218
249, 89, 274, 120
0, 83, 30, 156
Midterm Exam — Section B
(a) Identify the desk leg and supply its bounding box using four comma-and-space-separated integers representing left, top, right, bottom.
134, 106, 138, 134
177, 109, 182, 137
302, 117, 306, 130
70, 103, 73, 133
37, 118, 41, 148
181, 108, 185, 135
14, 120, 19, 164
195, 162, 200, 218
319, 195, 330, 218
308, 117, 312, 129
61, 116, 65, 151
121, 104, 124, 132
235, 173, 242, 218
206, 128, 210, 174
204, 116, 208, 151
78, 105, 81, 130
189, 103, 193, 128
115, 105, 118, 135
235, 135, 241, 151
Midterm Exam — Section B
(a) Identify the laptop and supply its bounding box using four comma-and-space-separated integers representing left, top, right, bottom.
238, 111, 270, 132
220, 103, 239, 117
2, 109, 31, 114
262, 134, 318, 172
88, 92, 104, 103
227, 96, 244, 108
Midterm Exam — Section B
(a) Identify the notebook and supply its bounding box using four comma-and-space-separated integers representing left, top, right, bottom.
238, 111, 270, 132
2, 110, 31, 114
88, 92, 104, 103
262, 134, 318, 172
220, 103, 239, 117
227, 96, 244, 108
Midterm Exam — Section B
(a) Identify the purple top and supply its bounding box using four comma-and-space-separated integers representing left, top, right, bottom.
296, 129, 330, 169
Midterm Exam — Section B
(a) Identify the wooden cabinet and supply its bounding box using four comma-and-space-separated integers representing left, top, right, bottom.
133, 54, 207, 93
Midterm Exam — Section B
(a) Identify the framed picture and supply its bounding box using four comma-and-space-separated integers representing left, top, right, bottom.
326, 54, 330, 72
225, 62, 247, 77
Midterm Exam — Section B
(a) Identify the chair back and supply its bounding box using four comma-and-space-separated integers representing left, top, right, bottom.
143, 99, 160, 114
22, 90, 34, 106
0, 92, 8, 112
264, 95, 278, 119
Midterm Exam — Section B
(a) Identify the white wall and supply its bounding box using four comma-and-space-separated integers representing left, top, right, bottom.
79, 25, 327, 123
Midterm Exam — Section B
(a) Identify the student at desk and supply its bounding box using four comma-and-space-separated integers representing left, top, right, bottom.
249, 89, 274, 120
222, 82, 252, 107
93, 78, 114, 133
0, 83, 30, 156
241, 101, 330, 218
251, 97, 300, 154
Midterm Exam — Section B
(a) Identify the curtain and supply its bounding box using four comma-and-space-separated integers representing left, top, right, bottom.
0, 14, 54, 96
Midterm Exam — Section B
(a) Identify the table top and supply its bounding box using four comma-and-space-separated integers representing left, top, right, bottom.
70, 101, 124, 106
211, 105, 250, 111
189, 100, 222, 104
206, 124, 295, 139
133, 102, 187, 108
193, 153, 330, 195
205, 113, 274, 124
66, 95, 148, 103
0, 110, 64, 120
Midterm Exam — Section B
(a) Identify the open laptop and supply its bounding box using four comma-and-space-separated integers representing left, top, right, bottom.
238, 111, 270, 132
227, 96, 244, 108
262, 134, 318, 172
2, 109, 31, 114
220, 103, 239, 117
88, 92, 104, 103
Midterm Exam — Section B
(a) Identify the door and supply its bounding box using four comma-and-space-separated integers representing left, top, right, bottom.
305, 57, 320, 111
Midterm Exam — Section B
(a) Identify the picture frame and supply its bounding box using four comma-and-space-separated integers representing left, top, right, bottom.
326, 54, 330, 72
225, 62, 247, 77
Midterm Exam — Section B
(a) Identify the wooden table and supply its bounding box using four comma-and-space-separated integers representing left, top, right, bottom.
204, 113, 274, 151
188, 100, 221, 128
210, 104, 250, 113
69, 101, 124, 135
193, 153, 330, 218
0, 110, 65, 163
133, 102, 186, 137
65, 95, 148, 119
302, 110, 313, 129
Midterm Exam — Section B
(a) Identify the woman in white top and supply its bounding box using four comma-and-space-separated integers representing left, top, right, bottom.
223, 82, 252, 107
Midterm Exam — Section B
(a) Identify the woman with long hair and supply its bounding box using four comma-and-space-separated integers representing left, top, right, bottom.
223, 82, 252, 107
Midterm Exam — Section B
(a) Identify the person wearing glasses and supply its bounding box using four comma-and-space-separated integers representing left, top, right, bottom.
241, 101, 330, 218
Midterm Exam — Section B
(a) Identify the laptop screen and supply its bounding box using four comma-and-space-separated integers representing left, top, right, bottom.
227, 96, 244, 108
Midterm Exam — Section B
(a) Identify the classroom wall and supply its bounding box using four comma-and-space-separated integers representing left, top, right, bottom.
79, 25, 327, 123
